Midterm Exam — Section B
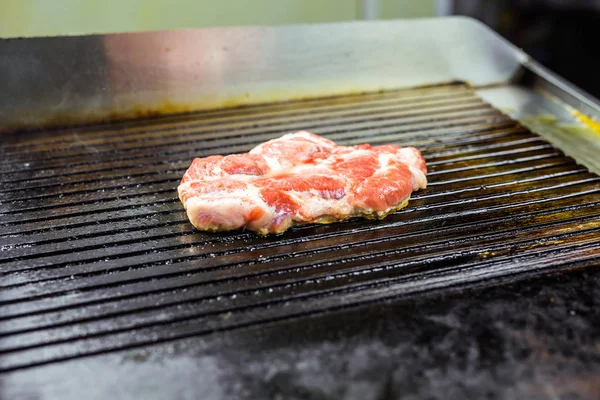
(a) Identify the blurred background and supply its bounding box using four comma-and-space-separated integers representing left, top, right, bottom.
1, 0, 599, 97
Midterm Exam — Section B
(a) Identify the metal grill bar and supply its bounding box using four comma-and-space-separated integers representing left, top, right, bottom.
0, 109, 505, 175
0, 93, 486, 159
1, 164, 587, 258
1, 120, 518, 182
2, 196, 599, 302
2, 126, 538, 185
1, 84, 599, 373
0, 169, 595, 267
3, 166, 593, 276
1, 86, 473, 152
1, 143, 559, 221
1, 94, 483, 157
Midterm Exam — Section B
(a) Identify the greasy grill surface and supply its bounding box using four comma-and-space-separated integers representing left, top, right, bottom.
1, 84, 599, 372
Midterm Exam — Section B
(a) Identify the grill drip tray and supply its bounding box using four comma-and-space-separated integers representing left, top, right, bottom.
1, 84, 599, 375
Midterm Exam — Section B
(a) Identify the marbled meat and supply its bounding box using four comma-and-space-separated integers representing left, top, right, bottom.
178, 131, 427, 235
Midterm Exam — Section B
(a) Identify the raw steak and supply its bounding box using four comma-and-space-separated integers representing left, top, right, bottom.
178, 131, 427, 235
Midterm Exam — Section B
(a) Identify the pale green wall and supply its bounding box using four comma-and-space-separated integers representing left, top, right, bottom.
380, 0, 435, 19
0, 0, 435, 38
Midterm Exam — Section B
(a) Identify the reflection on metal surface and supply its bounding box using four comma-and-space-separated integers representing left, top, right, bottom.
0, 17, 525, 131
522, 117, 600, 177
571, 110, 600, 135
477, 84, 600, 175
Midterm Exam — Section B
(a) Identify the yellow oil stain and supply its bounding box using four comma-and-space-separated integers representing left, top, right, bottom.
479, 239, 568, 259
479, 251, 494, 259
220, 312, 232, 320
518, 112, 600, 176
478, 249, 511, 259
571, 110, 600, 135
517, 239, 565, 251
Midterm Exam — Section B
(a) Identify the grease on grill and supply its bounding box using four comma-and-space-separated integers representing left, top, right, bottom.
0, 84, 599, 373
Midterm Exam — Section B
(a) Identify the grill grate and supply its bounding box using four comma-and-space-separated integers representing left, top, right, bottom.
1, 84, 599, 372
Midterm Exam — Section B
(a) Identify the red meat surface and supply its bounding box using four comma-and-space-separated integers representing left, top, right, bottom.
178, 131, 427, 235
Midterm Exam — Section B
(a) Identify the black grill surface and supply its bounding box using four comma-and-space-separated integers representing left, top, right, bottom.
1, 84, 600, 373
